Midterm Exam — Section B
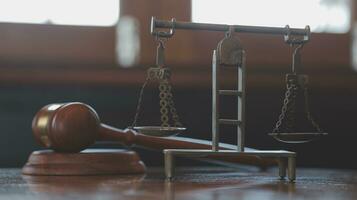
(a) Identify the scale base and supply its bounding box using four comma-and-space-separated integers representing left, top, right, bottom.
163, 149, 296, 181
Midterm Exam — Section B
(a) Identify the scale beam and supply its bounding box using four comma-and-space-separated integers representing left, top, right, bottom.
151, 17, 308, 35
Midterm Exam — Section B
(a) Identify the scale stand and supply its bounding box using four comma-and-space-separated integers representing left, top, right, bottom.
150, 17, 314, 182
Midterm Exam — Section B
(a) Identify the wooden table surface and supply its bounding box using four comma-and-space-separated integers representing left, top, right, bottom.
0, 167, 356, 200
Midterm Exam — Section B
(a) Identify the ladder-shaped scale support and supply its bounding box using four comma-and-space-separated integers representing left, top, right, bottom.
163, 35, 296, 181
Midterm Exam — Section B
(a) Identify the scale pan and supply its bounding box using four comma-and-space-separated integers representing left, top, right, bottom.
268, 132, 328, 144
133, 126, 186, 137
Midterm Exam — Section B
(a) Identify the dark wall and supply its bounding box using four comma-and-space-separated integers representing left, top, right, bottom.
0, 82, 355, 169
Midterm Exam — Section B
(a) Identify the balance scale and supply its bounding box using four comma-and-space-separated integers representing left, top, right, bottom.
131, 17, 328, 182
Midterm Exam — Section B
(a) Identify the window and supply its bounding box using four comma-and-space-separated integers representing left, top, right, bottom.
192, 0, 350, 33
0, 0, 119, 26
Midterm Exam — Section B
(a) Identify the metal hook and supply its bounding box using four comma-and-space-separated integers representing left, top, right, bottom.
284, 25, 309, 73
292, 43, 304, 74
151, 17, 176, 38
304, 25, 311, 41
284, 25, 310, 45
284, 25, 291, 42
156, 38, 166, 67
225, 26, 235, 38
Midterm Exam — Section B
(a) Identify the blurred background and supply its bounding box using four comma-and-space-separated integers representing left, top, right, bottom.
0, 0, 356, 169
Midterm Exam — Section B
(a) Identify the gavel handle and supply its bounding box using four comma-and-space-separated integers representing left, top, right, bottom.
99, 124, 276, 168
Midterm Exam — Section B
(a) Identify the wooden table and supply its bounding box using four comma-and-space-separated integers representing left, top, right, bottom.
0, 167, 356, 200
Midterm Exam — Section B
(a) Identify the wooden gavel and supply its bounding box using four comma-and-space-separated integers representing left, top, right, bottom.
32, 102, 276, 167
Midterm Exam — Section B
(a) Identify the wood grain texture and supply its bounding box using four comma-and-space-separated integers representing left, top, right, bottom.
2, 167, 356, 200
22, 149, 146, 175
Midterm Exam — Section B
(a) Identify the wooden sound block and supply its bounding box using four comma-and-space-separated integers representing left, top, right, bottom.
22, 149, 146, 176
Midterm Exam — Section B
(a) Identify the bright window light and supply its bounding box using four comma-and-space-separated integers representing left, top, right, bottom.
192, 0, 350, 33
0, 0, 119, 26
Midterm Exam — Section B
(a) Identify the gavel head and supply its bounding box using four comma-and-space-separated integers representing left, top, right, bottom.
32, 102, 100, 153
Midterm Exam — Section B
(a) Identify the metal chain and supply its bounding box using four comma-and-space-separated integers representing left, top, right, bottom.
285, 84, 298, 132
166, 81, 183, 127
272, 82, 297, 133
158, 78, 183, 127
272, 33, 323, 135
273, 79, 323, 133
303, 86, 323, 133
131, 77, 150, 128
131, 36, 183, 128
159, 79, 170, 127
132, 67, 182, 128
